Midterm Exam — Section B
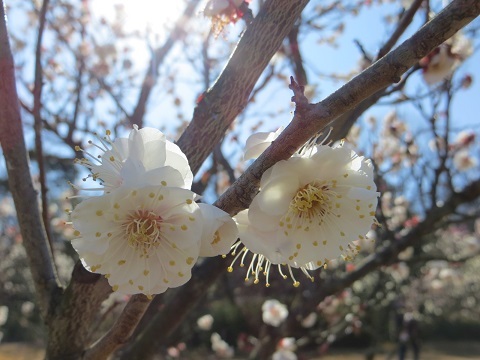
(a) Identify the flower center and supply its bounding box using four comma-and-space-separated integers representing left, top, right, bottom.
289, 183, 332, 220
123, 210, 162, 257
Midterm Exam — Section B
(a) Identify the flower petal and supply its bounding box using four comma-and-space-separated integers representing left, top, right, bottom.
198, 203, 239, 257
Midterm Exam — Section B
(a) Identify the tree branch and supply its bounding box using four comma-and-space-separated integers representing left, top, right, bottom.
83, 294, 152, 360
46, 262, 112, 359
33, 0, 54, 256
0, 0, 60, 318
376, 0, 424, 59
177, 0, 310, 174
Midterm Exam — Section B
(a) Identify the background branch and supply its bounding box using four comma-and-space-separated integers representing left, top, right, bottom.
33, 0, 54, 255
129, 0, 199, 128
0, 0, 60, 319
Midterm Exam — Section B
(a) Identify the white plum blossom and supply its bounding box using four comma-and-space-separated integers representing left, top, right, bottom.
75, 126, 193, 190
244, 127, 283, 160
197, 314, 214, 331
71, 185, 203, 297
420, 32, 473, 85
272, 350, 297, 360
453, 149, 477, 171
453, 130, 475, 149
262, 299, 288, 327
70, 126, 239, 297
273, 337, 298, 360
198, 203, 239, 257
211, 332, 234, 358
203, 0, 247, 35
301, 312, 317, 328
231, 141, 378, 286
204, 0, 243, 17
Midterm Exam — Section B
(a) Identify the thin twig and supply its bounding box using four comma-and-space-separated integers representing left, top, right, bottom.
33, 0, 54, 256
129, 0, 199, 127
376, 0, 424, 59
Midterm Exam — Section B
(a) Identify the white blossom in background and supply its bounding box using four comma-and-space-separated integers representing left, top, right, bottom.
420, 32, 473, 85
453, 130, 475, 149
75, 126, 193, 191
70, 186, 203, 297
203, 0, 248, 34
262, 299, 289, 327
301, 312, 317, 328
231, 140, 378, 286
197, 314, 214, 331
0, 306, 8, 326
272, 337, 298, 360
198, 203, 239, 257
211, 332, 234, 358
204, 0, 243, 17
453, 149, 477, 171
244, 127, 283, 160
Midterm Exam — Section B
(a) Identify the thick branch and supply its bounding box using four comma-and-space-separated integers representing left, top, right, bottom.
177, 0, 310, 174
83, 294, 152, 360
46, 263, 112, 360
0, 0, 60, 318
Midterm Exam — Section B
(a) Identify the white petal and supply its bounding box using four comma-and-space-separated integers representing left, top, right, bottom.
248, 196, 282, 232
143, 166, 186, 188
255, 175, 299, 216
165, 141, 193, 189
198, 203, 239, 257
129, 126, 167, 169
120, 158, 147, 187
235, 210, 283, 263
244, 128, 283, 160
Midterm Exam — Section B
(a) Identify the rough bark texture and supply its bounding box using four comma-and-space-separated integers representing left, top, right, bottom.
46, 263, 112, 360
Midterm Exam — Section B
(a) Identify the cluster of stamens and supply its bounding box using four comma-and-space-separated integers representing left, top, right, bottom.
123, 210, 163, 257
226, 243, 317, 288
70, 130, 124, 191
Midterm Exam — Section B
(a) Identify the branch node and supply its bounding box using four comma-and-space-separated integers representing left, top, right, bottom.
289, 76, 309, 111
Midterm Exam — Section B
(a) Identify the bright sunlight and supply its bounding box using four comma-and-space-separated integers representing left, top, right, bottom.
90, 0, 185, 41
